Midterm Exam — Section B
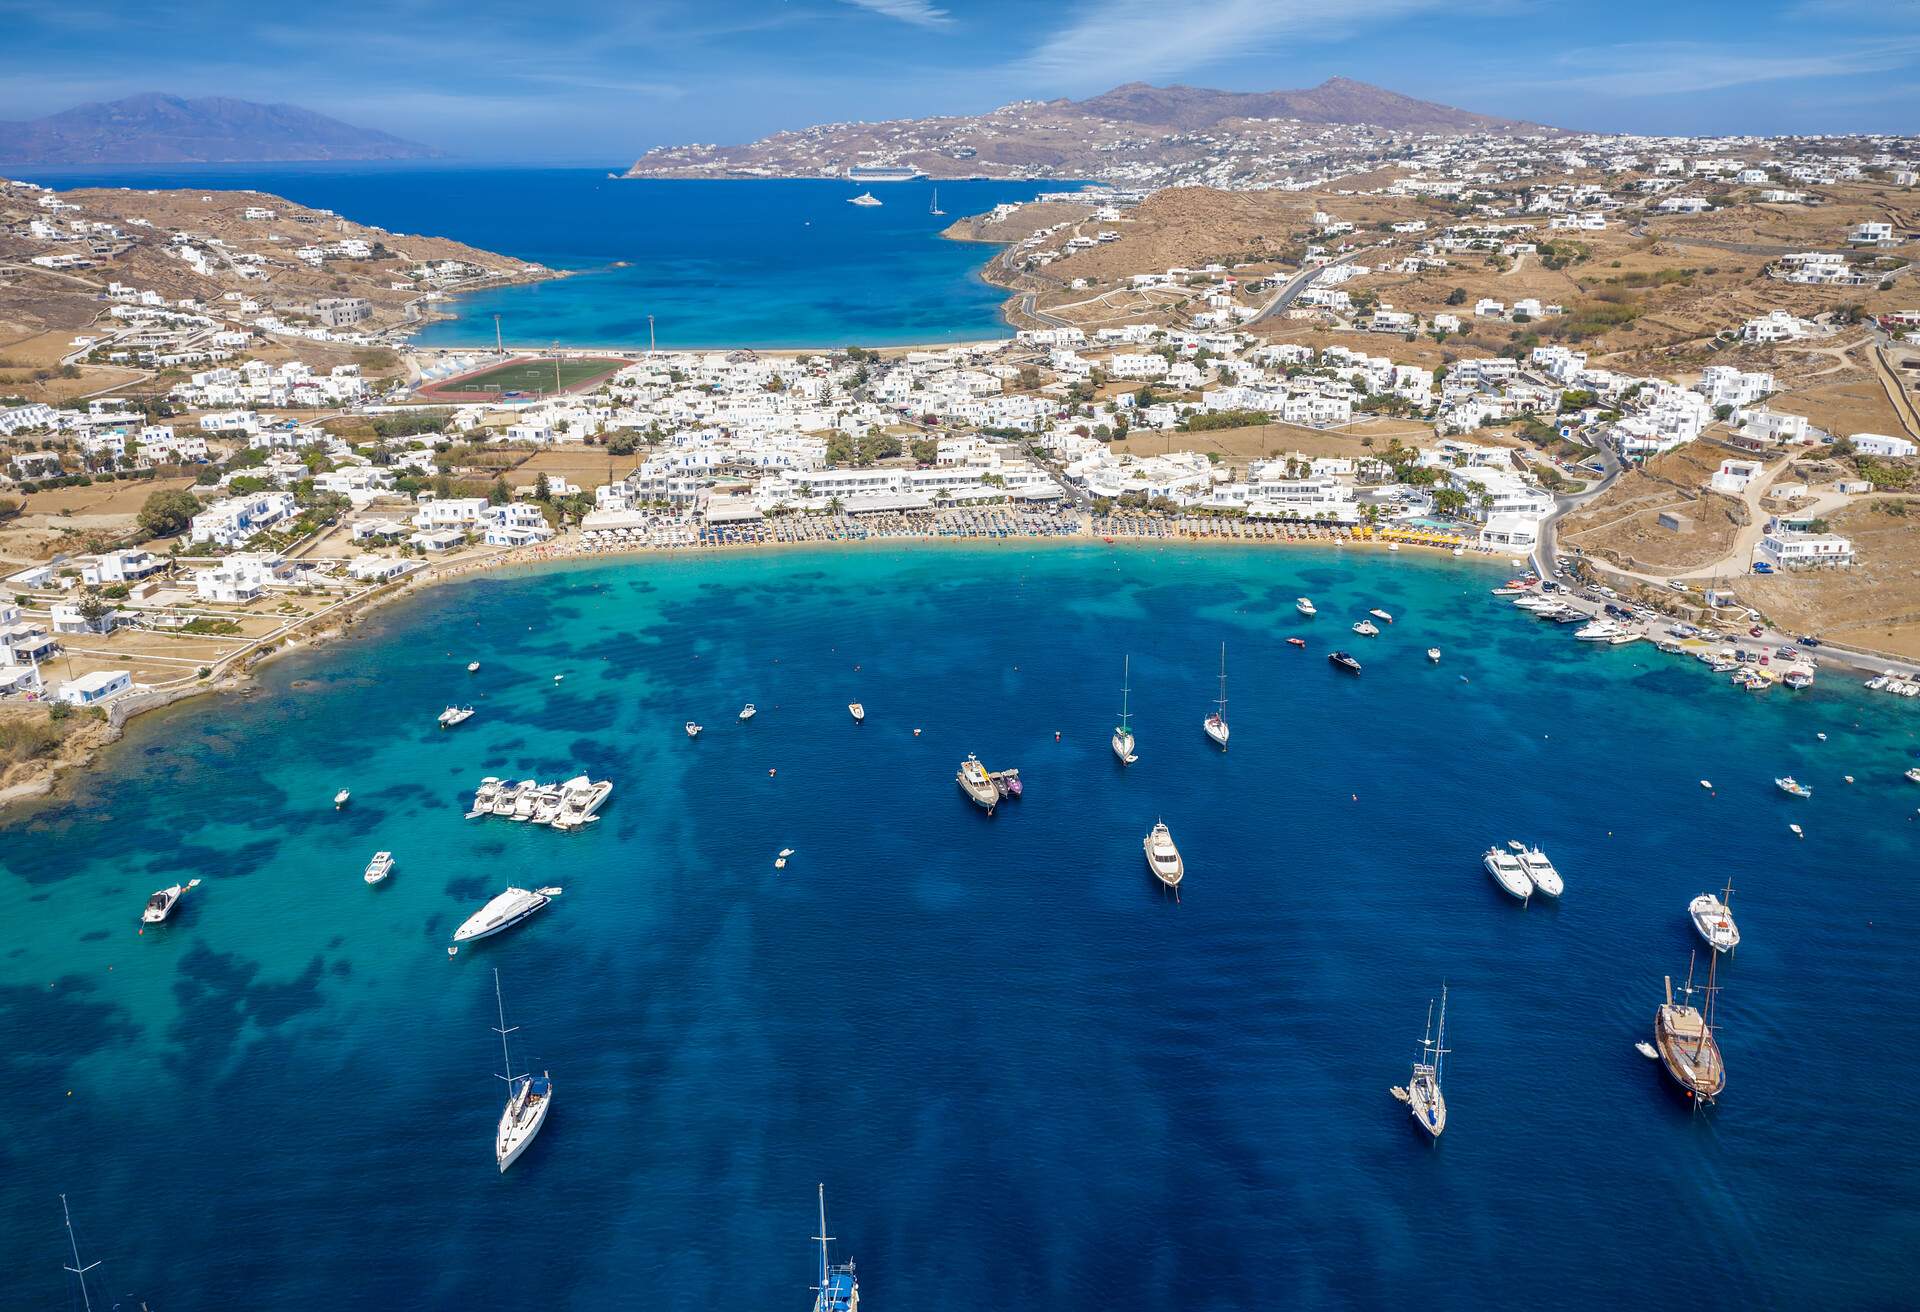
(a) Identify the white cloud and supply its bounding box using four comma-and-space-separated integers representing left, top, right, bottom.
840, 0, 953, 27
1543, 39, 1920, 96
1016, 0, 1452, 89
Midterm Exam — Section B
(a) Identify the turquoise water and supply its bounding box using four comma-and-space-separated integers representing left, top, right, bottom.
14, 166, 1053, 348
6, 544, 1920, 1306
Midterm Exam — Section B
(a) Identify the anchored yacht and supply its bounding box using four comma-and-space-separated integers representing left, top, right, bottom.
141, 878, 200, 924
364, 851, 394, 885
1654, 952, 1726, 1103
1427, 647, 1442, 662
438, 705, 475, 728
739, 703, 758, 721
1392, 986, 1449, 1139
811, 1184, 860, 1312
1775, 775, 1812, 798
550, 776, 613, 830
1352, 619, 1380, 637
1690, 880, 1740, 953
1369, 608, 1394, 624
491, 970, 551, 1173
1112, 655, 1137, 764
1482, 846, 1533, 901
1511, 842, 1563, 897
685, 721, 703, 738
333, 788, 351, 809
1143, 820, 1184, 889
1327, 650, 1361, 674
847, 192, 882, 207
1203, 642, 1229, 750
453, 886, 559, 944
957, 755, 999, 811
1295, 597, 1318, 617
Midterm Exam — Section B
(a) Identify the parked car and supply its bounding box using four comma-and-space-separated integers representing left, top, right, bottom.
1749, 626, 1765, 638
1798, 635, 1822, 648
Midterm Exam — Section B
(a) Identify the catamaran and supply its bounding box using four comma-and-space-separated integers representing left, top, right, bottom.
1143, 820, 1184, 889
1112, 655, 1137, 764
1654, 951, 1726, 1103
1392, 985, 1450, 1139
812, 1184, 859, 1312
1203, 642, 1229, 750
491, 969, 551, 1173
1690, 878, 1740, 953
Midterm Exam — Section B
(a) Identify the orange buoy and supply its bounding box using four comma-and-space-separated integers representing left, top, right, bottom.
1054, 731, 1061, 741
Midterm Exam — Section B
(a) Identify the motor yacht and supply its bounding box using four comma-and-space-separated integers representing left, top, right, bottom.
1352, 619, 1380, 637
1327, 650, 1361, 673
467, 777, 503, 818
1295, 597, 1317, 617
956, 755, 1000, 811
141, 878, 200, 924
1510, 842, 1563, 897
1690, 883, 1740, 953
1142, 821, 1184, 888
438, 705, 475, 728
1482, 846, 1534, 901
453, 886, 560, 944
364, 851, 394, 885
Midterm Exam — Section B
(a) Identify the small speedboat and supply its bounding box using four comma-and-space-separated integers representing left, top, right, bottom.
1635, 1041, 1660, 1060
364, 851, 394, 885
1369, 608, 1394, 624
1352, 619, 1380, 637
1287, 637, 1306, 648
1789, 823, 1804, 837
1905, 766, 1920, 784
1296, 597, 1317, 617
467, 661, 481, 673
685, 721, 703, 738
1700, 779, 1713, 790
1327, 650, 1361, 674
1427, 648, 1441, 662
848, 702, 866, 723
1775, 776, 1812, 798
141, 878, 200, 925
439, 705, 475, 728
333, 789, 351, 809
738, 704, 757, 721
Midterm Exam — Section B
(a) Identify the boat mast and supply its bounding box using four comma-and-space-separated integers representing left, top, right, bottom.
814, 1183, 833, 1302
61, 1195, 99, 1312
493, 969, 523, 1089
1120, 656, 1131, 733
1216, 642, 1228, 716
1434, 983, 1450, 1084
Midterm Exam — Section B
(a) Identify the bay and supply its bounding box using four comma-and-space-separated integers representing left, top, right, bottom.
10, 165, 1054, 349
4, 544, 1918, 1306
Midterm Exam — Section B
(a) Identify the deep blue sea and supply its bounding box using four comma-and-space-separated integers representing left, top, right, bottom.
15, 164, 1054, 349
5, 544, 1919, 1307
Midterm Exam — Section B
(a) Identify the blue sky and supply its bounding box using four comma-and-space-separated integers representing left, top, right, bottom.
3, 0, 1920, 161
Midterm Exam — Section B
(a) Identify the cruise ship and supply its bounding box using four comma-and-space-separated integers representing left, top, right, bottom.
453, 886, 559, 944
846, 164, 924, 182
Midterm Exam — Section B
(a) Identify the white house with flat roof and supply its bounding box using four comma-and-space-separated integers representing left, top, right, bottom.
190, 491, 295, 547
1761, 517, 1854, 568
1851, 432, 1917, 457
56, 669, 131, 706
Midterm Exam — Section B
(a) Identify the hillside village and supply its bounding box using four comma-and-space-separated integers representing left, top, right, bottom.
5, 124, 1920, 755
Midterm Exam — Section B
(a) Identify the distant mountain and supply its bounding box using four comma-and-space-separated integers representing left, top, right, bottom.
1067, 78, 1540, 135
0, 94, 443, 165
626, 78, 1554, 184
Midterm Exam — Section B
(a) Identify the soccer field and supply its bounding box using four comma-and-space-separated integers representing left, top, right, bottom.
421, 356, 624, 398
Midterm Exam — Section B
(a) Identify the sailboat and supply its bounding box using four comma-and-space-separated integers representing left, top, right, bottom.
1653, 951, 1726, 1103
1203, 642, 1229, 750
1393, 985, 1450, 1138
929, 188, 945, 216
492, 969, 552, 1172
60, 1195, 101, 1312
1112, 655, 1138, 764
812, 1184, 860, 1312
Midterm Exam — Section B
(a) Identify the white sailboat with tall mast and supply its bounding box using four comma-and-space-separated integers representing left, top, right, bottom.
812, 1183, 860, 1311
1392, 985, 1450, 1138
1203, 642, 1229, 750
1112, 655, 1138, 764
60, 1195, 101, 1312
491, 969, 552, 1172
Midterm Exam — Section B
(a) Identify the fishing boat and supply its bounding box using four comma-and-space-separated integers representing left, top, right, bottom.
1427, 647, 1442, 662
1654, 952, 1726, 1103
1142, 820, 1184, 888
685, 721, 703, 738
1690, 879, 1740, 953
333, 788, 351, 809
739, 703, 758, 721
1327, 650, 1361, 674
1112, 655, 1137, 764
439, 705, 475, 728
1482, 846, 1533, 902
1775, 775, 1812, 798
1287, 637, 1307, 648
1295, 597, 1318, 617
812, 1184, 859, 1312
848, 702, 866, 723
957, 754, 999, 811
491, 970, 552, 1173
1352, 619, 1380, 637
1510, 841, 1563, 897
453, 886, 560, 944
364, 851, 394, 885
141, 878, 200, 924
1394, 985, 1450, 1139
1369, 608, 1394, 624
1203, 642, 1229, 750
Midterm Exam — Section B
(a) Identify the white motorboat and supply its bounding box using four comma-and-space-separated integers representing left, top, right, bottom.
957, 754, 999, 811
1905, 766, 1920, 784
685, 721, 703, 738
550, 776, 613, 831
467, 661, 481, 673
1369, 608, 1394, 624
439, 705, 475, 728
1635, 1040, 1661, 1060
1296, 597, 1318, 617
454, 886, 560, 944
1775, 775, 1812, 798
1482, 846, 1533, 901
1112, 655, 1137, 764
848, 191, 882, 207
491, 970, 551, 1173
1427, 647, 1442, 662
1690, 882, 1740, 953
333, 788, 351, 809
467, 777, 503, 818
1142, 820, 1184, 888
141, 878, 200, 925
1575, 619, 1623, 642
364, 851, 394, 885
1510, 842, 1563, 897
738, 703, 757, 721
848, 702, 866, 723
1203, 642, 1229, 750
492, 780, 532, 817
1352, 619, 1380, 637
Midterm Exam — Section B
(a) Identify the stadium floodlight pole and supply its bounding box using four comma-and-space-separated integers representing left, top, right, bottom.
493, 313, 503, 356
648, 314, 655, 357
553, 342, 562, 395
